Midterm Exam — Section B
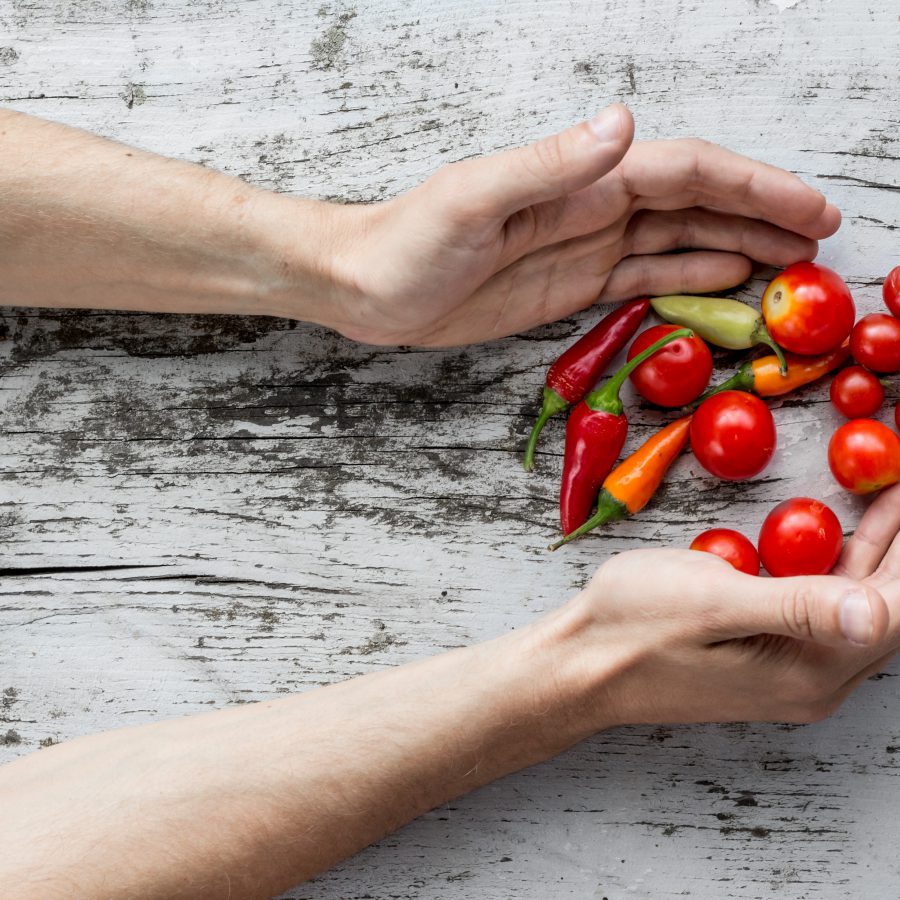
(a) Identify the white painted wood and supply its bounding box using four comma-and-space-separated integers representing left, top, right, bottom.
1, 0, 899, 896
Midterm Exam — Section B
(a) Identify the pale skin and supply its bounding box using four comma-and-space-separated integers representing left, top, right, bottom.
1, 104, 896, 899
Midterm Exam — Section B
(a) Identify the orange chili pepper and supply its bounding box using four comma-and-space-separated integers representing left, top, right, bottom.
703, 341, 850, 400
548, 415, 692, 550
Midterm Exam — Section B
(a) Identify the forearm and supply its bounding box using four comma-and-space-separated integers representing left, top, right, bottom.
0, 593, 622, 900
0, 108, 347, 323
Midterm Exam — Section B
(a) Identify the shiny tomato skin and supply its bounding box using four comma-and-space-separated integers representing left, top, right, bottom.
828, 419, 900, 495
762, 262, 855, 355
690, 391, 776, 481
883, 266, 900, 319
627, 324, 713, 407
850, 314, 900, 374
758, 498, 843, 577
690, 528, 760, 575
829, 365, 884, 419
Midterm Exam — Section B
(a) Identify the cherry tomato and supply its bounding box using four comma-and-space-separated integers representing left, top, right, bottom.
850, 313, 900, 374
829, 365, 884, 419
626, 324, 712, 407
690, 391, 776, 481
690, 528, 760, 575
761, 262, 855, 355
883, 266, 900, 319
828, 419, 900, 495
758, 497, 842, 577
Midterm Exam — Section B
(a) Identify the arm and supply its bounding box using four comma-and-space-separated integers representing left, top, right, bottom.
4, 488, 900, 900
0, 105, 840, 345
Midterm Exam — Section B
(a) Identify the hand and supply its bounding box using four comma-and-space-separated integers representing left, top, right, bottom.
558, 489, 900, 728
317, 104, 841, 346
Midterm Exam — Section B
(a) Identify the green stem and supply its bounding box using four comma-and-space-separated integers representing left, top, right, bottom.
693, 362, 754, 405
752, 321, 787, 375
583, 328, 693, 415
547, 490, 628, 551
523, 387, 570, 472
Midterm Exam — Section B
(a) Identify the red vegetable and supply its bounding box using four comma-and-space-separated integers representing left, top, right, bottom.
758, 498, 843, 577
559, 328, 691, 533
627, 324, 712, 407
884, 266, 900, 319
828, 419, 900, 495
850, 314, 900, 374
761, 262, 855, 355
690, 528, 760, 575
523, 298, 650, 471
550, 416, 692, 550
690, 391, 776, 481
829, 365, 884, 419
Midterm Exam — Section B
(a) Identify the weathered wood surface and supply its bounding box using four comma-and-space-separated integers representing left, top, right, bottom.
2, 0, 899, 896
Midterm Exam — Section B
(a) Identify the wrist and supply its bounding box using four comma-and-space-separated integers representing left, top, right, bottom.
247, 190, 366, 331
504, 590, 639, 750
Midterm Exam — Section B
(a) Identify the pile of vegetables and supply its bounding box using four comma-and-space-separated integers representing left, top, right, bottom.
527, 262, 900, 577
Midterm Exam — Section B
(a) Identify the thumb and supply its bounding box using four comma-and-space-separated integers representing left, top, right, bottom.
712, 571, 889, 648
449, 103, 634, 219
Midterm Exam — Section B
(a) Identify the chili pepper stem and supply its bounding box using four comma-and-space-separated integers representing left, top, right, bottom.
548, 491, 627, 551
583, 328, 693, 413
694, 366, 751, 405
523, 387, 570, 472
751, 321, 788, 375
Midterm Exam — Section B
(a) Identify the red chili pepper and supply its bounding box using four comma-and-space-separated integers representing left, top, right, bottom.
550, 415, 692, 550
559, 328, 691, 534
523, 298, 650, 471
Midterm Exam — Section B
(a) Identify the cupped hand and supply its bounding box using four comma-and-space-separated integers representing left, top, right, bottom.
323, 104, 841, 346
565, 485, 900, 728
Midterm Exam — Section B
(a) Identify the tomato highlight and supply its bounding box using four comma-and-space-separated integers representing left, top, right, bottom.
762, 262, 855, 355
690, 528, 760, 575
828, 419, 900, 495
627, 324, 713, 407
690, 391, 776, 481
829, 365, 884, 419
850, 314, 900, 374
758, 498, 843, 577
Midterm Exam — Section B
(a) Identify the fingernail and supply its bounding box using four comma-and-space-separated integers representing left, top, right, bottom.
840, 591, 874, 645
588, 106, 624, 143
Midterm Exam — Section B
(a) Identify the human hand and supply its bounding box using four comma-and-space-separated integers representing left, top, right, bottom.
554, 489, 900, 728
316, 104, 841, 346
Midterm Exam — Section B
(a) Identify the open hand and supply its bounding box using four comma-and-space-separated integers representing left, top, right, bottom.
562, 484, 900, 728
322, 104, 841, 346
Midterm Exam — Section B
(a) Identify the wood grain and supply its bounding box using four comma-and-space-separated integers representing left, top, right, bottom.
1, 0, 899, 896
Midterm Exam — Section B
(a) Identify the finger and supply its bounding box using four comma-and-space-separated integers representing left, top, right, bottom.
833, 482, 900, 580
624, 208, 819, 268
707, 569, 889, 648
615, 138, 841, 239
598, 251, 752, 301
436, 104, 635, 221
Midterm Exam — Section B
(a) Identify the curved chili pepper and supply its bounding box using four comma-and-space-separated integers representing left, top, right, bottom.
523, 298, 650, 471
559, 328, 691, 534
550, 415, 692, 550
701, 341, 850, 401
651, 295, 787, 374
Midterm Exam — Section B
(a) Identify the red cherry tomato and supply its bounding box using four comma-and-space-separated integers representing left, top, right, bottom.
690, 528, 760, 575
690, 391, 776, 481
828, 419, 900, 495
762, 262, 855, 355
850, 314, 900, 374
758, 497, 843, 577
626, 324, 713, 407
883, 266, 900, 319
829, 365, 884, 419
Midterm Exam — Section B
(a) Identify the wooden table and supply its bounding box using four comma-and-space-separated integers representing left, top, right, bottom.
2, 1, 899, 896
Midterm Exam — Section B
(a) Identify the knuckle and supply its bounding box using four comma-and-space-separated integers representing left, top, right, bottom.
781, 586, 819, 641
531, 133, 567, 184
